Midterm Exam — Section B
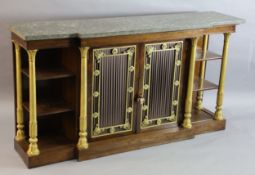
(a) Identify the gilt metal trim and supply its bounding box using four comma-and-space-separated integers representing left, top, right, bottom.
195, 35, 209, 110
13, 42, 25, 141
26, 49, 40, 157
182, 38, 198, 129
77, 47, 89, 150
214, 33, 231, 120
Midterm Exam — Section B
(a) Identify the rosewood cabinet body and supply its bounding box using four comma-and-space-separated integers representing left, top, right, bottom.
10, 12, 244, 168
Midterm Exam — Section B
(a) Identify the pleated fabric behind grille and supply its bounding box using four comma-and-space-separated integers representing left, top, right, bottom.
99, 53, 128, 127
141, 41, 183, 128
148, 50, 175, 119
92, 46, 136, 137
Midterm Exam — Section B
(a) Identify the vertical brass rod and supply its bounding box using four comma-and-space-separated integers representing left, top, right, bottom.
14, 42, 25, 141
182, 37, 198, 129
77, 47, 89, 150
27, 49, 40, 157
195, 35, 209, 110
214, 33, 231, 120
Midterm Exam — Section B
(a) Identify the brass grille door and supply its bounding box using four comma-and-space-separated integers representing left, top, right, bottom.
91, 46, 136, 137
140, 41, 183, 129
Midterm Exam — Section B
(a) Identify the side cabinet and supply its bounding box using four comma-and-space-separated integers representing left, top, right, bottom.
11, 12, 241, 168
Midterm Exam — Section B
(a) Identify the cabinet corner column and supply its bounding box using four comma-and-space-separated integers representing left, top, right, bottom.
195, 34, 209, 110
214, 33, 231, 120
14, 42, 25, 141
77, 47, 90, 150
26, 49, 40, 157
182, 37, 198, 129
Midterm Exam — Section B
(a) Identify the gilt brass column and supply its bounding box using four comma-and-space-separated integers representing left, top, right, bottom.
14, 43, 25, 141
77, 47, 89, 150
195, 35, 209, 110
214, 33, 231, 120
27, 49, 40, 157
182, 37, 198, 129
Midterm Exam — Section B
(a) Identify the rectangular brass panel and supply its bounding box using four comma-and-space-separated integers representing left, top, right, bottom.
140, 41, 183, 129
91, 45, 136, 138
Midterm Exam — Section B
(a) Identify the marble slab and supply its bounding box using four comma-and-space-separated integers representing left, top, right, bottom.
10, 11, 245, 41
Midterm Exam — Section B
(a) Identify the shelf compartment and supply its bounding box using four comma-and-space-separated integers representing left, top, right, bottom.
193, 78, 218, 92
23, 100, 74, 117
22, 68, 75, 81
196, 49, 222, 61
191, 107, 214, 122
190, 107, 225, 135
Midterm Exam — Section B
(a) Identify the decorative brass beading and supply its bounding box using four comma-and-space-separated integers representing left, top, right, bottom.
13, 42, 25, 141
112, 48, 118, 55
161, 43, 168, 50
93, 70, 100, 76
195, 35, 209, 110
91, 46, 136, 137
140, 41, 183, 129
182, 37, 198, 129
214, 33, 231, 120
26, 49, 40, 157
77, 47, 89, 150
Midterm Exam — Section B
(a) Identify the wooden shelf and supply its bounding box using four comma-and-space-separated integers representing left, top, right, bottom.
193, 78, 218, 92
23, 100, 74, 117
196, 49, 222, 61
22, 68, 74, 81
191, 107, 214, 122
37, 134, 74, 151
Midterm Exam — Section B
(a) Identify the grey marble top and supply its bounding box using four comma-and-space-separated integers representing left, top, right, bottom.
10, 11, 244, 41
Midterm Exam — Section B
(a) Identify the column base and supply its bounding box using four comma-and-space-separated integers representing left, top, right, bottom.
182, 118, 192, 129
15, 130, 25, 141
195, 100, 203, 110
77, 137, 89, 150
214, 110, 224, 120
27, 143, 40, 157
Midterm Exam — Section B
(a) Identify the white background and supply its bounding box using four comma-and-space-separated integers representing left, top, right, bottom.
0, 0, 255, 174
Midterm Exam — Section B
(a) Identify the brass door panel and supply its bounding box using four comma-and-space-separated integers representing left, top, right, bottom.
140, 41, 183, 129
91, 46, 136, 138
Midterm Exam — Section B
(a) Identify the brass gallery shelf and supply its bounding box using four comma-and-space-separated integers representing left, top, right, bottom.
23, 100, 74, 117
22, 68, 75, 81
196, 49, 222, 61
193, 78, 218, 92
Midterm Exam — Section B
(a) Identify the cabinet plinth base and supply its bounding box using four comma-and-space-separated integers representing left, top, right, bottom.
14, 135, 75, 168
78, 112, 225, 161
15, 108, 226, 168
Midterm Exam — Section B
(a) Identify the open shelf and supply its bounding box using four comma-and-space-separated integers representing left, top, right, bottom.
193, 78, 218, 92
196, 49, 222, 61
23, 100, 74, 117
36, 134, 74, 151
22, 68, 75, 81
191, 107, 214, 122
